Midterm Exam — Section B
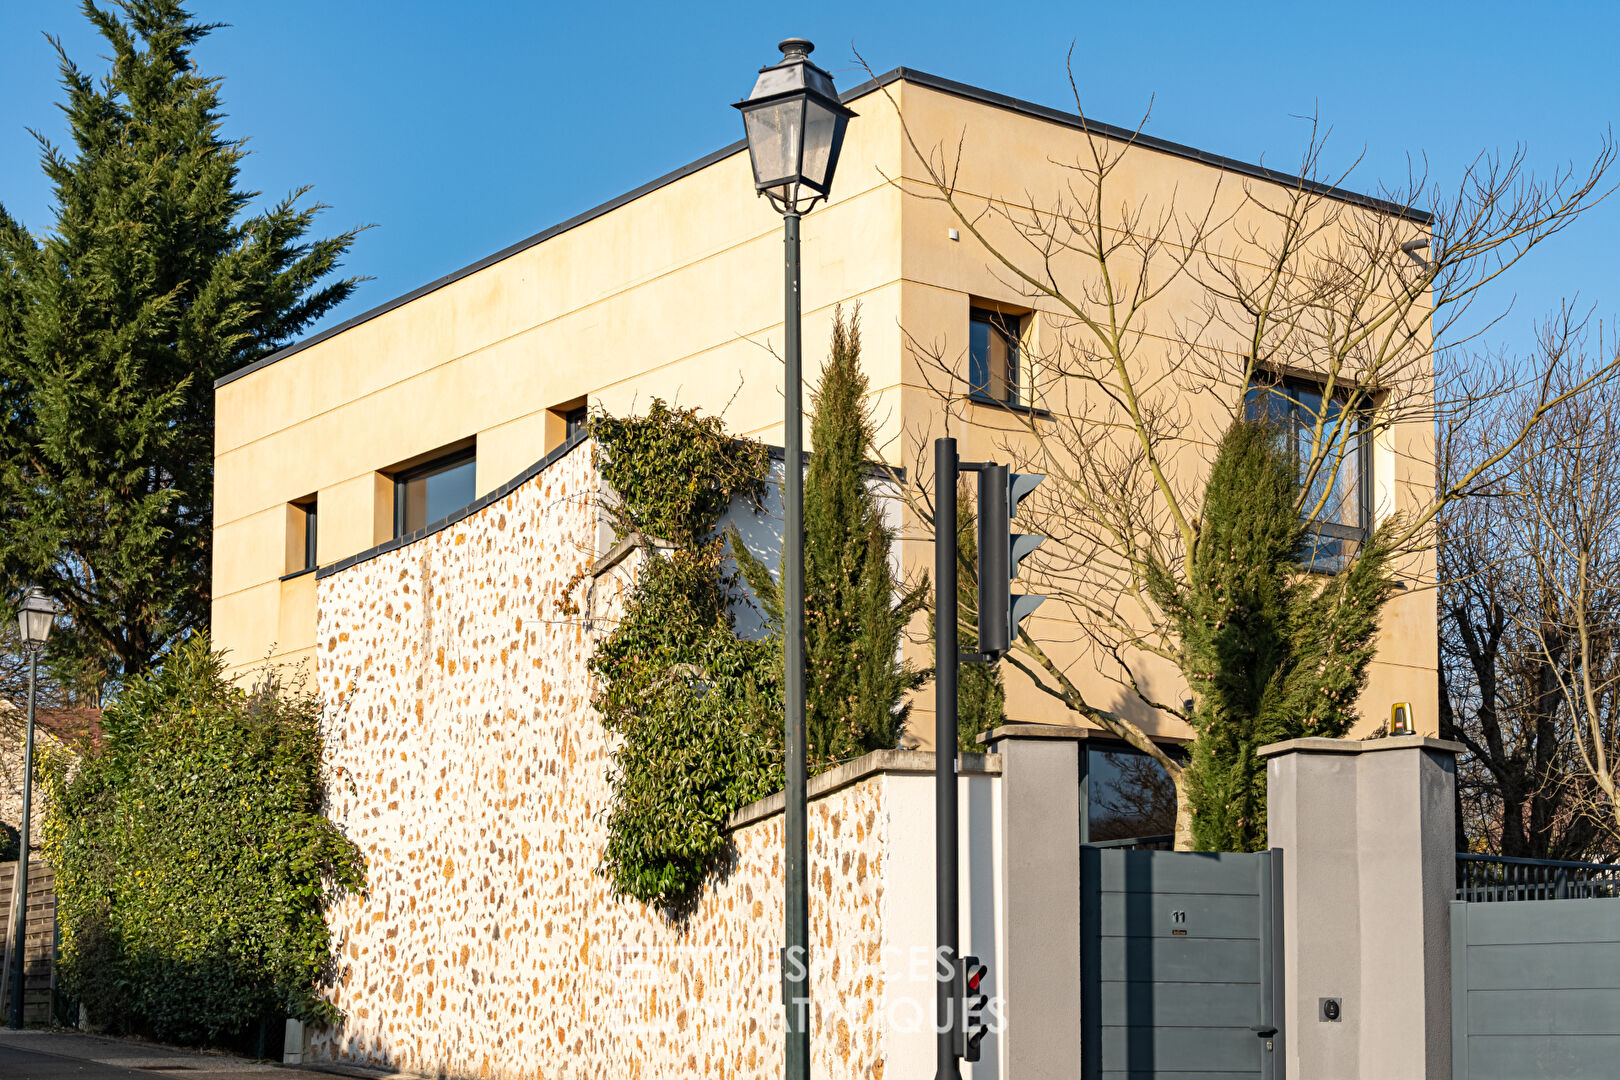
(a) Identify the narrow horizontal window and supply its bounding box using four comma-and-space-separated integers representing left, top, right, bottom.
394, 448, 476, 537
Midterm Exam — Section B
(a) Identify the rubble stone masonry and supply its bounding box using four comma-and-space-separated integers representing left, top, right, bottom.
311, 441, 895, 1079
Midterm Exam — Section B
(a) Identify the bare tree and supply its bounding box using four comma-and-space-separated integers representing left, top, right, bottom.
1442, 321, 1620, 859
861, 55, 1617, 848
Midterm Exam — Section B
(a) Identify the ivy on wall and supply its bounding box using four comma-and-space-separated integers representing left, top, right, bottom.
590, 401, 781, 908
40, 638, 364, 1044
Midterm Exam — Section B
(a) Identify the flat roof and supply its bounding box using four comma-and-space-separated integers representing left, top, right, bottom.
217, 66, 1432, 390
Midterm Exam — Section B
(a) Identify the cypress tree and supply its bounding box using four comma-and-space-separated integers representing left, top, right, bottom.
1150, 419, 1395, 851
0, 1, 362, 694
734, 307, 926, 767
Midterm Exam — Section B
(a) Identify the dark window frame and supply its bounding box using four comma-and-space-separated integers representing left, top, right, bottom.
393, 447, 477, 539
969, 307, 1024, 407
1245, 373, 1375, 567
564, 405, 589, 441
1079, 738, 1186, 848
302, 501, 318, 572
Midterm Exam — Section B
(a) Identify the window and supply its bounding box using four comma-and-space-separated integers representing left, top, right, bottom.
1086, 744, 1179, 845
969, 308, 1022, 406
301, 501, 318, 571
1245, 375, 1372, 571
287, 497, 317, 575
394, 448, 476, 537
565, 405, 588, 441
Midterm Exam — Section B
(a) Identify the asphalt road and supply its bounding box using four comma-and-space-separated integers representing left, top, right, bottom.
0, 1042, 148, 1079
0, 1033, 287, 1080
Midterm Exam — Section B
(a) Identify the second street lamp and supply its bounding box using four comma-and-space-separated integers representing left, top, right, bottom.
8, 585, 57, 1030
735, 37, 854, 1080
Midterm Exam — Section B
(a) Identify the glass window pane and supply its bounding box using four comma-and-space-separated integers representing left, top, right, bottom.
398, 453, 476, 536
969, 318, 992, 397
304, 504, 318, 570
1088, 745, 1178, 843
744, 99, 801, 186
801, 99, 840, 189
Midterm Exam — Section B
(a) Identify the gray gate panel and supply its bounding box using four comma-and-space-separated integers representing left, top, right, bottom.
1469, 988, 1620, 1036
1462, 1035, 1620, 1080
1094, 1026, 1267, 1070
1083, 848, 1280, 1080
1098, 982, 1270, 1027
1094, 851, 1265, 895
1462, 942, 1620, 990
1461, 898, 1620, 946
1453, 899, 1620, 1080
1097, 893, 1265, 940
1098, 938, 1262, 983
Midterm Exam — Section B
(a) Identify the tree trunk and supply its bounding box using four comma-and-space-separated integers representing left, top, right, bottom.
1173, 767, 1195, 851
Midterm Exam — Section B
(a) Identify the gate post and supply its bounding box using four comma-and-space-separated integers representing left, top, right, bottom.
983, 725, 1084, 1078
1260, 735, 1462, 1080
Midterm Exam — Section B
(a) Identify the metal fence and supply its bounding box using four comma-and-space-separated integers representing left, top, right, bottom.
1087, 834, 1173, 851
1455, 853, 1620, 902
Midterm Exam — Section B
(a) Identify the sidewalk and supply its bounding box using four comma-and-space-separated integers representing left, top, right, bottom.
0, 1029, 416, 1080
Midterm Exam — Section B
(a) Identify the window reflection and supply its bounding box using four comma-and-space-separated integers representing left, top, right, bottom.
1087, 745, 1178, 843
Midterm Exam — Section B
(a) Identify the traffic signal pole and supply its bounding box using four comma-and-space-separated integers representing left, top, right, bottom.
934, 437, 962, 1080
934, 438, 1045, 1077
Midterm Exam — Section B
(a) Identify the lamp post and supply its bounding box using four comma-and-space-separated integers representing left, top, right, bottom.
735, 38, 854, 1080
8, 585, 57, 1030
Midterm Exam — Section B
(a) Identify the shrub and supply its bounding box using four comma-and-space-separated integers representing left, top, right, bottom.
41, 638, 363, 1044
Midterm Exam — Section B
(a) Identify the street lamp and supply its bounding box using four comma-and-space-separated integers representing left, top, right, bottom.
735, 38, 854, 1080
8, 585, 56, 1030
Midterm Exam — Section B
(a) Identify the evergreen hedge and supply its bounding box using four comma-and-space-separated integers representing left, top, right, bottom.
41, 639, 364, 1044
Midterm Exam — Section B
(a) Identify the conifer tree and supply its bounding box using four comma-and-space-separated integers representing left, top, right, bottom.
0, 1, 362, 694
1149, 419, 1395, 851
734, 308, 926, 767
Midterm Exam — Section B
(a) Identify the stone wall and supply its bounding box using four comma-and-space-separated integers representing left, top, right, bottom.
0, 708, 66, 854
311, 440, 903, 1078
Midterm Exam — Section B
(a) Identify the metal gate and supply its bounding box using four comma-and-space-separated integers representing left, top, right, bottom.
1081, 847, 1284, 1079
1451, 854, 1620, 1080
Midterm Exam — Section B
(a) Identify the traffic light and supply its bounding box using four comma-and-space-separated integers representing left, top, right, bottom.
955, 954, 990, 1061
977, 463, 1046, 657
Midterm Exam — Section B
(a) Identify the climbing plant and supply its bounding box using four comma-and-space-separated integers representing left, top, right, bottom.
590, 401, 780, 908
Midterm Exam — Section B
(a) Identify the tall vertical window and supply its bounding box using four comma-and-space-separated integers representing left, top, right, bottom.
287, 497, 318, 575
969, 308, 1022, 406
394, 448, 476, 537
1245, 376, 1371, 570
302, 501, 318, 571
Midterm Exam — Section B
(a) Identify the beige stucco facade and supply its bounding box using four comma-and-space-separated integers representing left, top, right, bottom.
212, 68, 1439, 742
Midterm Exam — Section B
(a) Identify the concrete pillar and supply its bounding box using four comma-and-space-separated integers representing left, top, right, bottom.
984, 726, 1083, 1079
1259, 735, 1462, 1080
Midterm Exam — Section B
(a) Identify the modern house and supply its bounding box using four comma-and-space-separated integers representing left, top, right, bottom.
208, 60, 1450, 1079
213, 65, 1437, 754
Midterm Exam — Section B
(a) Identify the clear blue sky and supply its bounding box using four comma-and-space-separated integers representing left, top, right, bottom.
3, 1, 1617, 356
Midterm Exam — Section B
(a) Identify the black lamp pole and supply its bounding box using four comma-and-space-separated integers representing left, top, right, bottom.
8, 586, 56, 1030
781, 202, 810, 1078
734, 38, 855, 1080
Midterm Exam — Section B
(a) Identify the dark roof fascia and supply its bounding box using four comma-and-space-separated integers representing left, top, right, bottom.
315, 428, 590, 580
221, 67, 1431, 391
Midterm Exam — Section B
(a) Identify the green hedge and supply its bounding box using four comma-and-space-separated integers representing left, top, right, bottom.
41, 638, 364, 1044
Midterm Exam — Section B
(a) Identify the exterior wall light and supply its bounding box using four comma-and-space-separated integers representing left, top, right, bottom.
1390, 701, 1414, 736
